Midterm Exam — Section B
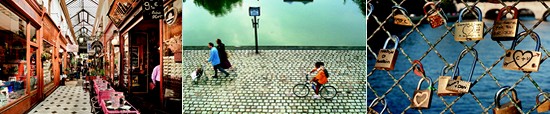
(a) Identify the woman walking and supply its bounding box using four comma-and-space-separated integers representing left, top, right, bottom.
216, 39, 232, 70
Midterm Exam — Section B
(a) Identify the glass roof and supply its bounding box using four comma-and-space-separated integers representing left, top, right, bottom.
66, 0, 98, 39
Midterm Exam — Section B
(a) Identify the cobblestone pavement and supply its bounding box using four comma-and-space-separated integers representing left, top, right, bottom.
182, 50, 366, 113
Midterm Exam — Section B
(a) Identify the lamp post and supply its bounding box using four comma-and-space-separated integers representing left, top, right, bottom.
249, 7, 260, 54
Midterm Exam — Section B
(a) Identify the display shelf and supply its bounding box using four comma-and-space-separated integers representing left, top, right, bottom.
162, 56, 181, 98
162, 56, 182, 79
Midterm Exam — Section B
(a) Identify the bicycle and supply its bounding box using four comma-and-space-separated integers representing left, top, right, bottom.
292, 73, 337, 99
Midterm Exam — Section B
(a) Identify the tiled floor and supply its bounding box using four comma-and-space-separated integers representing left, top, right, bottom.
28, 80, 92, 114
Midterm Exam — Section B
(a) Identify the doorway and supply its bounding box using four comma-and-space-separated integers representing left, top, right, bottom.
127, 19, 160, 93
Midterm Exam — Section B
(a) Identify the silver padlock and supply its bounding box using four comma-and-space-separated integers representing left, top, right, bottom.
368, 97, 387, 114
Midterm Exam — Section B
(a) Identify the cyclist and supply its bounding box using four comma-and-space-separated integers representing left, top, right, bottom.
309, 62, 328, 99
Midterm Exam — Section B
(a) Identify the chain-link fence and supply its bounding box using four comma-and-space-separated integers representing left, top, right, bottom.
367, 0, 550, 113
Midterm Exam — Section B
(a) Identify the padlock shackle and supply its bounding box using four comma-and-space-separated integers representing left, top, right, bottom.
368, 3, 373, 17
383, 35, 399, 49
423, 2, 440, 15
440, 8, 449, 20
512, 31, 541, 51
392, 6, 409, 15
458, 6, 482, 22
452, 48, 478, 82
369, 97, 387, 114
536, 92, 550, 104
413, 60, 425, 76
496, 6, 519, 21
495, 86, 518, 108
416, 77, 432, 90
440, 64, 456, 76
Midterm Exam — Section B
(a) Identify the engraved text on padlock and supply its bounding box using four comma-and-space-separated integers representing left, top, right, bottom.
394, 14, 413, 26
446, 79, 471, 93
455, 22, 484, 41
492, 6, 519, 41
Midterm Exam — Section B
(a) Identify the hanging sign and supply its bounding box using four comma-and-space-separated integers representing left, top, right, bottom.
107, 0, 141, 27
67, 44, 79, 52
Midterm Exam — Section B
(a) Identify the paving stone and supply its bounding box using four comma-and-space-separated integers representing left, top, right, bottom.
183, 50, 366, 113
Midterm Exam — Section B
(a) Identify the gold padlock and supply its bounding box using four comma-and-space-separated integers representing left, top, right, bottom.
493, 86, 521, 114
374, 35, 399, 70
454, 6, 484, 41
536, 92, 550, 113
368, 97, 387, 114
491, 6, 519, 41
392, 6, 413, 26
423, 2, 446, 28
445, 48, 478, 93
411, 76, 433, 109
503, 31, 542, 72
437, 64, 462, 96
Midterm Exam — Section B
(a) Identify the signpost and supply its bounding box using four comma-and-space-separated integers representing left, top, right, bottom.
143, 0, 164, 20
249, 7, 260, 54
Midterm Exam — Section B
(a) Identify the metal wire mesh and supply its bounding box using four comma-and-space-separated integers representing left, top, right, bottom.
367, 0, 550, 113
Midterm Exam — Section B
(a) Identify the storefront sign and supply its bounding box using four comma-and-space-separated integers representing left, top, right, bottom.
87, 41, 94, 54
143, 0, 164, 20
107, 0, 141, 27
67, 44, 79, 52
164, 4, 181, 26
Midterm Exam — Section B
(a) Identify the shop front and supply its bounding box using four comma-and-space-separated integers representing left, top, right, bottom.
41, 13, 59, 97
103, 0, 182, 113
0, 0, 40, 113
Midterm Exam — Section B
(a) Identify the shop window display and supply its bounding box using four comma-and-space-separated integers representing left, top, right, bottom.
42, 42, 53, 85
0, 3, 27, 106
30, 48, 37, 90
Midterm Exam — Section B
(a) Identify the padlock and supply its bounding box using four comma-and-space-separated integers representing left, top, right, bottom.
367, 3, 373, 18
446, 48, 478, 93
454, 6, 484, 41
491, 6, 519, 41
536, 92, 550, 113
392, 6, 413, 26
423, 2, 446, 28
503, 31, 542, 72
493, 86, 522, 114
412, 60, 425, 77
368, 97, 387, 114
374, 35, 399, 70
437, 64, 462, 96
411, 77, 433, 109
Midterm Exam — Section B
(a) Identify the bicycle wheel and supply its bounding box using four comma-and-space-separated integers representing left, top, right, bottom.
293, 84, 309, 97
320, 86, 337, 99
